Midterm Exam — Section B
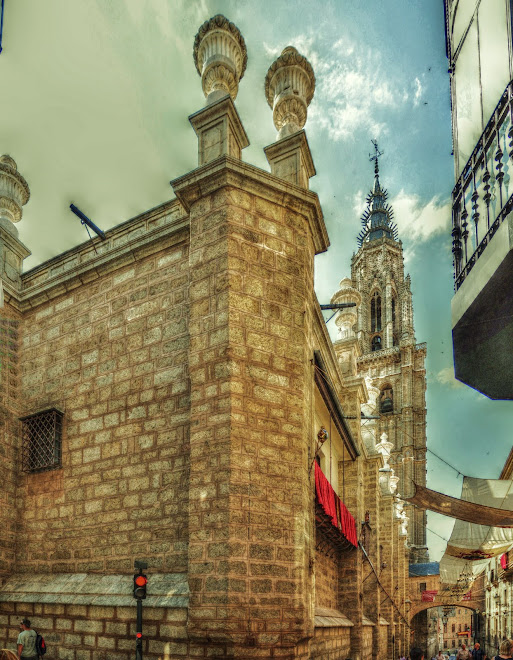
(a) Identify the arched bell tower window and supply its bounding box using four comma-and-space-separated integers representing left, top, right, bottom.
371, 335, 382, 352
371, 291, 382, 332
380, 385, 394, 414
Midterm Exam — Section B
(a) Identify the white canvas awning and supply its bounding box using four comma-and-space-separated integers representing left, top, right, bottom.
405, 477, 513, 586
440, 478, 513, 585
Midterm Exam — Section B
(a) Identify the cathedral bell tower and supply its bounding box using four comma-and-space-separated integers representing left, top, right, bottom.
334, 142, 429, 564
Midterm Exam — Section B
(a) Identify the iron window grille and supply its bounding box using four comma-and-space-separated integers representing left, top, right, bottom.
20, 408, 63, 473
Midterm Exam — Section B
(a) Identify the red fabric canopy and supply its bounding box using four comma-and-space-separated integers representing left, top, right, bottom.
501, 553, 508, 569
421, 590, 437, 602
314, 463, 358, 547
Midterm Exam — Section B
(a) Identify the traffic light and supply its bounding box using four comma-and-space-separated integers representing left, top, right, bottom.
133, 573, 147, 599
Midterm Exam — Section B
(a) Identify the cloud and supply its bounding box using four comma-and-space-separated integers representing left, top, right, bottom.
263, 42, 281, 59
435, 367, 465, 389
413, 77, 423, 106
390, 191, 451, 242
352, 189, 365, 217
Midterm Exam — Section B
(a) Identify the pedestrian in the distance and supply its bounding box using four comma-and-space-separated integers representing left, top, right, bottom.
16, 619, 37, 660
457, 645, 472, 660
472, 643, 485, 660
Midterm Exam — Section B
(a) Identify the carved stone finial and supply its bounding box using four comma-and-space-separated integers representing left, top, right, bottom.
265, 46, 315, 139
193, 14, 247, 104
0, 155, 30, 225
389, 470, 400, 494
332, 277, 362, 340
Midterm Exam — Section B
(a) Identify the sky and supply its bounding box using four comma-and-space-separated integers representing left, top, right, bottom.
1, 0, 511, 561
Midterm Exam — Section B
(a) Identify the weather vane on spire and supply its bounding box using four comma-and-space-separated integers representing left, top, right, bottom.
369, 139, 383, 175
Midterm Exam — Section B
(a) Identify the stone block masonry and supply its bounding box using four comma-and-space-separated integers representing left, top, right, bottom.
15, 220, 191, 576
0, 311, 21, 576
172, 152, 327, 657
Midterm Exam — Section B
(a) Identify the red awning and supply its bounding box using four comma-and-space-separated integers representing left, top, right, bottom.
314, 463, 358, 547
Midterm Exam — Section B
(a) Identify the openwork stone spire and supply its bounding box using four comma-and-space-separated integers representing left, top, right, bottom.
265, 46, 315, 139
193, 14, 247, 104
0, 155, 30, 227
357, 140, 398, 247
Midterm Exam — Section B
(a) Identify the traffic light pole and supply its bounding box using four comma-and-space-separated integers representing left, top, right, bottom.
134, 560, 147, 660
136, 598, 143, 660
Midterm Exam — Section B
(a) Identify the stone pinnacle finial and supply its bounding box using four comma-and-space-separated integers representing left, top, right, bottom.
193, 14, 247, 104
0, 155, 30, 225
331, 277, 361, 340
265, 46, 315, 140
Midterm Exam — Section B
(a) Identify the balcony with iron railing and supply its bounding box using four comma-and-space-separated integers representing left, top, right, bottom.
451, 79, 513, 400
452, 80, 513, 289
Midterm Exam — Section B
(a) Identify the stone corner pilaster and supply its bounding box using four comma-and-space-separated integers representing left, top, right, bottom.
264, 130, 315, 189
189, 95, 249, 166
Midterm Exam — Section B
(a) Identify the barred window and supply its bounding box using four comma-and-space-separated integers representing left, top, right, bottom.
20, 408, 63, 472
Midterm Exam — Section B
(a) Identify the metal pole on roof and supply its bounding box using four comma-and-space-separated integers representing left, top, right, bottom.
0, 0, 5, 54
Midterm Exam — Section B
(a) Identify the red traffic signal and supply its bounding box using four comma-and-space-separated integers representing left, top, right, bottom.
136, 633, 142, 639
133, 573, 147, 599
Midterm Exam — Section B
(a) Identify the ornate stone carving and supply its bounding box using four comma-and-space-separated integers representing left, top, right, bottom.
375, 432, 393, 468
193, 14, 247, 103
378, 467, 391, 495
332, 278, 362, 340
0, 155, 30, 225
361, 375, 380, 453
265, 46, 315, 139
389, 469, 400, 494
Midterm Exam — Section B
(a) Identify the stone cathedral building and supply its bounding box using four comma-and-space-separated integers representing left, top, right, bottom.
332, 157, 429, 565
0, 14, 427, 660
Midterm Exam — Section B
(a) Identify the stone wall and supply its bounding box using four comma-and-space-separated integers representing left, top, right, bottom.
172, 151, 324, 656
0, 308, 21, 576
362, 624, 373, 658
310, 627, 351, 660
315, 544, 339, 610
15, 233, 191, 575
0, 601, 188, 660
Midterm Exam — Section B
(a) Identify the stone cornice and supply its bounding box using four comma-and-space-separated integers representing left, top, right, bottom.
351, 236, 403, 264
357, 341, 427, 366
0, 225, 31, 260
357, 345, 401, 365
10, 199, 188, 312
171, 154, 329, 254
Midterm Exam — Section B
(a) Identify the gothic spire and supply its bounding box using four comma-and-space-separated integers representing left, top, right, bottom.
357, 140, 398, 247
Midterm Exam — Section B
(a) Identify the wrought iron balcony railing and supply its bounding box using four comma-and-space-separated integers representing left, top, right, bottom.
452, 79, 513, 290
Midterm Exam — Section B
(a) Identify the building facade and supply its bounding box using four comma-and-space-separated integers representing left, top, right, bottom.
481, 450, 513, 655
445, 0, 513, 399
0, 15, 416, 660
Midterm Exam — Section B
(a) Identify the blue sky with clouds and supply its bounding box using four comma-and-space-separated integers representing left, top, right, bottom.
2, 0, 511, 560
